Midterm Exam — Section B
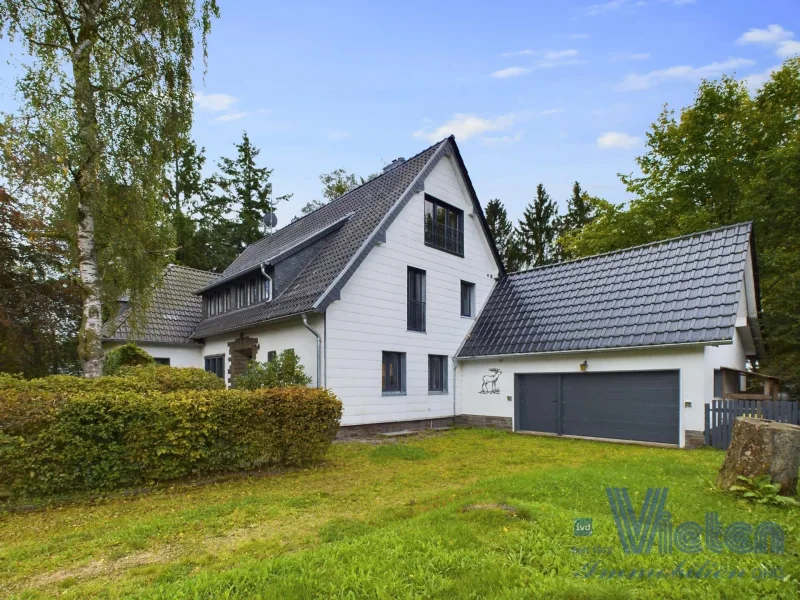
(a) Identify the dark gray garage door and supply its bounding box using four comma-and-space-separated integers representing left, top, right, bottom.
515, 371, 679, 445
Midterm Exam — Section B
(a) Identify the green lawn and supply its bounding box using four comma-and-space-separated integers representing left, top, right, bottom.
1, 429, 798, 599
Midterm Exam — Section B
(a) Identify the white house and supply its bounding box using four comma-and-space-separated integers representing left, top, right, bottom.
102, 136, 763, 447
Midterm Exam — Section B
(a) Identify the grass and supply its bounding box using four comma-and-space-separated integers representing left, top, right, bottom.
0, 428, 798, 599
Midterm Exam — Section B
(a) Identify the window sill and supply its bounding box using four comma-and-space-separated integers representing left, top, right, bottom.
428, 390, 449, 395
407, 329, 427, 334
461, 315, 474, 320
382, 391, 407, 396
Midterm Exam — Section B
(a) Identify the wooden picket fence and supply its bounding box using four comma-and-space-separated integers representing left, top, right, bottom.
705, 399, 800, 450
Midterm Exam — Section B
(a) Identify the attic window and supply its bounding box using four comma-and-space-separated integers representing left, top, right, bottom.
424, 195, 464, 257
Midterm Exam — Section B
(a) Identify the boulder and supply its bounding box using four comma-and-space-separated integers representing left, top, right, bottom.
717, 417, 800, 496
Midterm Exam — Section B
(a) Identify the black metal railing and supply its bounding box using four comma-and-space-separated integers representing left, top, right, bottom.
407, 300, 426, 332
424, 220, 464, 256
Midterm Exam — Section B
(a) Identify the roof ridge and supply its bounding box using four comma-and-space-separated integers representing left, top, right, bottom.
167, 263, 222, 277
507, 221, 753, 277
248, 137, 450, 236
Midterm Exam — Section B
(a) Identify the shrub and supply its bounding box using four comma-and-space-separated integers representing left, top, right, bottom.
234, 349, 312, 389
103, 343, 155, 375
0, 386, 342, 497
118, 365, 225, 392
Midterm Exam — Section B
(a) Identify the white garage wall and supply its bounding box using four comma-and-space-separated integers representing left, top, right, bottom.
200, 314, 324, 387
457, 345, 709, 447
325, 155, 500, 426
103, 342, 203, 368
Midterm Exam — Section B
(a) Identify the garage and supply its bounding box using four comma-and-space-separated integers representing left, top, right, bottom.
514, 370, 680, 445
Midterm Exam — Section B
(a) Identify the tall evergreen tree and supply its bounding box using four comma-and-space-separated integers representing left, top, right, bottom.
555, 181, 597, 261
484, 198, 523, 271
0, 0, 219, 376
210, 132, 292, 255
166, 139, 211, 270
517, 184, 558, 268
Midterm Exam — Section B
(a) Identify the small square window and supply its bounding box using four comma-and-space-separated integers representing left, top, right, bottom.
461, 281, 475, 317
382, 351, 406, 394
154, 357, 171, 366
428, 355, 447, 393
267, 350, 277, 363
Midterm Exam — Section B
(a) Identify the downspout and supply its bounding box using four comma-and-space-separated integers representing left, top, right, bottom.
302, 313, 322, 388
260, 263, 273, 301
452, 357, 458, 425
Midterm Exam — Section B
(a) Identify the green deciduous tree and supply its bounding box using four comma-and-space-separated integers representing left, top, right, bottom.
0, 188, 80, 377
567, 58, 800, 388
485, 198, 523, 271
299, 168, 377, 217
517, 184, 558, 268
0, 0, 219, 377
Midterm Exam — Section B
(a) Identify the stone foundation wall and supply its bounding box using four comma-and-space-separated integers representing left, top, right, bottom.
684, 430, 705, 449
455, 414, 513, 430
337, 417, 455, 439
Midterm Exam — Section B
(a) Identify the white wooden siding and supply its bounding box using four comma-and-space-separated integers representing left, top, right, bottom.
325, 154, 500, 426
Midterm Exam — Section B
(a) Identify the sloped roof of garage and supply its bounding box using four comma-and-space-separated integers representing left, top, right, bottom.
458, 222, 754, 358
190, 135, 504, 339
102, 265, 220, 345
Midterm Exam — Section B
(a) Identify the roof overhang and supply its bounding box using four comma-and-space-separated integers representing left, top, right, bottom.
456, 338, 733, 361
194, 213, 354, 294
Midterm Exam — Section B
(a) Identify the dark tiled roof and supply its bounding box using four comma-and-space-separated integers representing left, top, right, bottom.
102, 265, 220, 345
191, 136, 504, 339
459, 223, 753, 358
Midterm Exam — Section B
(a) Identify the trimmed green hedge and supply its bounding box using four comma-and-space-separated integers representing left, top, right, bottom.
0, 365, 224, 395
0, 378, 342, 497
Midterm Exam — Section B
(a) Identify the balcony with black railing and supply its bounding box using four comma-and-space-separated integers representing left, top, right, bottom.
407, 300, 426, 332
424, 220, 464, 256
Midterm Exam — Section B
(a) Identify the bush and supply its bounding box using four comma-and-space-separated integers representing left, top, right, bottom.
234, 349, 312, 389
103, 343, 155, 375
0, 365, 223, 395
0, 386, 342, 497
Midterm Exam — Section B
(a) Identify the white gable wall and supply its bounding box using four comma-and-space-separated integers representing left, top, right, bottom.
325, 155, 500, 426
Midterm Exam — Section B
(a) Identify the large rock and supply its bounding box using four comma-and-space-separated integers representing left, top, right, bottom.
717, 417, 800, 496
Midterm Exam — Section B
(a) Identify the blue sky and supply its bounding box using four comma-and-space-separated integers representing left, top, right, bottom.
2, 1, 798, 224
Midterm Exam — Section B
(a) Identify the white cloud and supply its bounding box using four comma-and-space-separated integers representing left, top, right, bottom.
328, 131, 351, 140
493, 49, 583, 77
742, 65, 780, 92
776, 40, 800, 58
481, 132, 523, 146
737, 24, 793, 46
194, 91, 237, 112
616, 58, 756, 91
500, 49, 535, 57
737, 24, 800, 59
214, 111, 248, 122
491, 66, 531, 79
538, 108, 564, 116
413, 113, 516, 143
597, 131, 640, 150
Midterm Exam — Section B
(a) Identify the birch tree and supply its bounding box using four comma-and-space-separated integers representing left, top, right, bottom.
0, 0, 219, 376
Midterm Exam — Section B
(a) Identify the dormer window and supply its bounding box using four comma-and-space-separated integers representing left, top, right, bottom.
203, 272, 271, 318
424, 195, 464, 257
